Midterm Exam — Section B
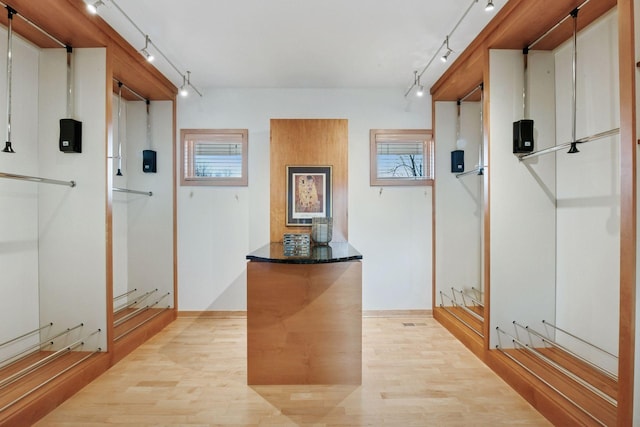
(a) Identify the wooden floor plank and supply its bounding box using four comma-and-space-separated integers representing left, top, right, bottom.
33, 316, 550, 426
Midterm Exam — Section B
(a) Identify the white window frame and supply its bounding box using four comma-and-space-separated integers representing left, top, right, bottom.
369, 129, 434, 186
180, 129, 248, 186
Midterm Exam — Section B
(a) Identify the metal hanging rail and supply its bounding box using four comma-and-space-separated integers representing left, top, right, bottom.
112, 187, 152, 196
0, 329, 100, 390
0, 323, 83, 368
115, 306, 170, 342
527, 0, 592, 50
0, 323, 52, 349
459, 83, 483, 103
518, 128, 620, 161
0, 1, 66, 48
113, 288, 138, 301
456, 83, 486, 179
0, 171, 76, 187
456, 167, 484, 178
542, 320, 618, 360
114, 289, 157, 315
513, 321, 617, 381
496, 327, 617, 407
112, 78, 146, 102
0, 345, 101, 413
495, 327, 606, 427
450, 288, 483, 321
439, 291, 483, 337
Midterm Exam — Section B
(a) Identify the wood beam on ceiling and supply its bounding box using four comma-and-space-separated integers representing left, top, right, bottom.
0, 0, 177, 101
430, 0, 617, 102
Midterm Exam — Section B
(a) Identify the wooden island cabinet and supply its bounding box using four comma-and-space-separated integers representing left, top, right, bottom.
246, 242, 362, 385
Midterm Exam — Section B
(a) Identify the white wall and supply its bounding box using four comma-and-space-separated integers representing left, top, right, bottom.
554, 9, 620, 371
177, 89, 431, 311
489, 49, 557, 347
38, 48, 107, 351
125, 100, 174, 307
0, 33, 41, 360
435, 100, 483, 303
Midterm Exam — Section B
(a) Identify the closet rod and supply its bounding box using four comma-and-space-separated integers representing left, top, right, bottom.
542, 319, 618, 359
112, 78, 146, 102
513, 321, 617, 381
459, 83, 483, 103
497, 327, 617, 407
0, 171, 75, 187
527, 0, 591, 50
0, 322, 52, 349
517, 127, 619, 161
113, 187, 152, 196
0, 1, 66, 48
495, 329, 606, 427
455, 166, 484, 178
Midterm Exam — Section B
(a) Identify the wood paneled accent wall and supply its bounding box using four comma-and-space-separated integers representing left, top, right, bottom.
270, 119, 348, 243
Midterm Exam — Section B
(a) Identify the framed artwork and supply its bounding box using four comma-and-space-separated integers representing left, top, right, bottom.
286, 165, 332, 226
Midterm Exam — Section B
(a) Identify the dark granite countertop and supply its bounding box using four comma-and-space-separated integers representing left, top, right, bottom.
246, 242, 362, 264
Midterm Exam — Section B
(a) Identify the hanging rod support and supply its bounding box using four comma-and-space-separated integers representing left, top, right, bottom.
518, 128, 619, 161
527, 0, 591, 50
113, 187, 152, 196
459, 83, 483, 103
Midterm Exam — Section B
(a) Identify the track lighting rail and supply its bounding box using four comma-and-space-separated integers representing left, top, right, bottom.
517, 128, 619, 161
0, 171, 76, 187
112, 187, 152, 196
405, 0, 493, 97
512, 321, 617, 381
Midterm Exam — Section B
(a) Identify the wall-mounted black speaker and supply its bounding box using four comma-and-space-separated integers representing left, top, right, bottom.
513, 119, 534, 153
143, 149, 157, 173
451, 150, 464, 173
59, 119, 82, 153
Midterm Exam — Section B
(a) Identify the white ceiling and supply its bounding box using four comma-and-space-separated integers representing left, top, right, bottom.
92, 0, 507, 93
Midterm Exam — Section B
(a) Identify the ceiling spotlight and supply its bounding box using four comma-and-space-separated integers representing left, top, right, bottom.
416, 85, 424, 97
87, 0, 104, 14
179, 74, 189, 97
140, 35, 154, 62
485, 0, 495, 11
441, 36, 453, 62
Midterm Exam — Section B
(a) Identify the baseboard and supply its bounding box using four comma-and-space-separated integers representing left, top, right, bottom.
178, 310, 432, 319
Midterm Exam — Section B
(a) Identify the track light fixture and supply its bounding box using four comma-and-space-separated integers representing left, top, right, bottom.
412, 71, 425, 97
87, 0, 104, 15
179, 73, 189, 97
140, 35, 154, 62
485, 0, 495, 12
441, 36, 453, 63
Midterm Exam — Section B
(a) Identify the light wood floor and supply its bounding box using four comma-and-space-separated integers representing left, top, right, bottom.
34, 316, 551, 426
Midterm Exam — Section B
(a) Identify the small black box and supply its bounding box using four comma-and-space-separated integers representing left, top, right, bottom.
451, 150, 464, 173
513, 119, 534, 153
59, 119, 82, 153
143, 149, 157, 173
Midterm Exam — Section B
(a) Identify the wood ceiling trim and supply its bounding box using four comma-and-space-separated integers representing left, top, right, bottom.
431, 0, 617, 101
0, 0, 176, 100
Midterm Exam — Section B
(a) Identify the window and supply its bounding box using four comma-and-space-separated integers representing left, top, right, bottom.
370, 129, 433, 186
181, 129, 248, 186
